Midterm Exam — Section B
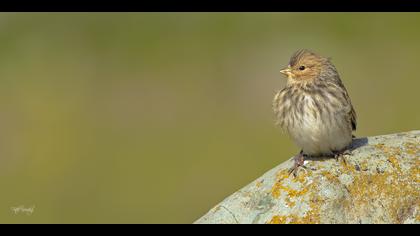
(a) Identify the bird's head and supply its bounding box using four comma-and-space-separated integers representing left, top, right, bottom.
280, 49, 335, 84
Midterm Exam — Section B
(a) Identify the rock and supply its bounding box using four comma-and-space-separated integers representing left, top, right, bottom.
194, 130, 420, 224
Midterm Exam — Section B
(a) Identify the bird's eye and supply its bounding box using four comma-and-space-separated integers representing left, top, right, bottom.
299, 66, 306, 71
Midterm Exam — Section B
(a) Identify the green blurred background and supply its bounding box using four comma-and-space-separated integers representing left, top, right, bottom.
0, 13, 419, 223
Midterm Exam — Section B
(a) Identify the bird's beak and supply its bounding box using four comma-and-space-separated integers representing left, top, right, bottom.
280, 66, 292, 77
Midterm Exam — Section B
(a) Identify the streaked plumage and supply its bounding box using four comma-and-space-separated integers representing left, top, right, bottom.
273, 49, 356, 157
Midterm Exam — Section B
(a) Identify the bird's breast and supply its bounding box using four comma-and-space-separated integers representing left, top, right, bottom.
273, 88, 352, 156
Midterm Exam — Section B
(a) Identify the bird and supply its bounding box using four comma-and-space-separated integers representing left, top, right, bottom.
272, 49, 357, 176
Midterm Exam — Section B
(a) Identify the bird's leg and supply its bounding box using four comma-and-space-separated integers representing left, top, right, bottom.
288, 150, 308, 177
333, 148, 352, 165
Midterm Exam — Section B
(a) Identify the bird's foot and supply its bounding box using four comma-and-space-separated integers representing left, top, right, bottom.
288, 150, 308, 177
333, 149, 352, 165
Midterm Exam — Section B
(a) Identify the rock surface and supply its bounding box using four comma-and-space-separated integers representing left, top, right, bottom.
195, 130, 420, 224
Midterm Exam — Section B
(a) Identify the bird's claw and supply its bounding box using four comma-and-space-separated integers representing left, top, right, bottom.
333, 149, 352, 165
288, 151, 308, 177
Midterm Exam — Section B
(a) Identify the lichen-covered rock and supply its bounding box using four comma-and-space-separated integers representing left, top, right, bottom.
195, 130, 420, 224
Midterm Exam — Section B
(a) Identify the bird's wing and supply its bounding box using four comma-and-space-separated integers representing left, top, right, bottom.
341, 87, 357, 131
335, 79, 357, 131
350, 104, 357, 131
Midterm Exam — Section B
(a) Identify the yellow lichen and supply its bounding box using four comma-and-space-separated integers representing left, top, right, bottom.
387, 156, 400, 170
340, 158, 356, 173
302, 198, 322, 223
295, 170, 309, 183
285, 198, 296, 208
321, 170, 343, 184
271, 181, 309, 199
271, 170, 310, 199
271, 170, 290, 198
374, 143, 385, 150
269, 168, 322, 224
291, 187, 309, 198
410, 159, 420, 184
406, 148, 417, 156
256, 180, 264, 188
359, 161, 369, 171
269, 140, 419, 224
267, 196, 321, 224
345, 167, 419, 223
404, 142, 420, 156
268, 215, 287, 224
375, 143, 404, 157
350, 142, 420, 222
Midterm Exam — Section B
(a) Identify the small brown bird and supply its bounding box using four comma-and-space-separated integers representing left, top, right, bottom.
273, 49, 357, 176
